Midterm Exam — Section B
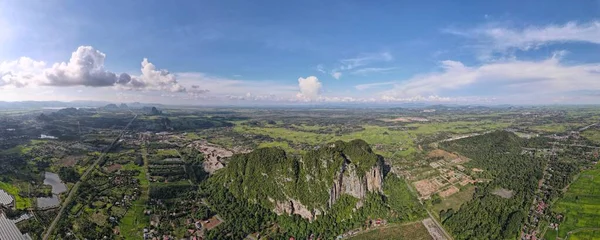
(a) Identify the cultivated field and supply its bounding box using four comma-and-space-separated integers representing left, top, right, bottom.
546, 164, 600, 239
582, 129, 600, 143
349, 222, 433, 240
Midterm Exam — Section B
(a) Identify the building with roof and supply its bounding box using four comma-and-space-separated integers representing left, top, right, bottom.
0, 189, 14, 208
0, 213, 32, 240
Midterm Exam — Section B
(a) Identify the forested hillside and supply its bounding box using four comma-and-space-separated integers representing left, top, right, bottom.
202, 140, 425, 239
213, 140, 382, 215
439, 131, 544, 239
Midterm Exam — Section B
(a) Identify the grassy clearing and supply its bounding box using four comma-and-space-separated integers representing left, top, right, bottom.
257, 141, 298, 153
405, 121, 510, 135
185, 132, 201, 140
569, 230, 600, 240
1, 140, 48, 155
234, 124, 327, 145
431, 186, 475, 217
348, 222, 433, 240
119, 149, 149, 239
529, 123, 580, 133
547, 164, 600, 239
0, 181, 32, 209
582, 129, 600, 143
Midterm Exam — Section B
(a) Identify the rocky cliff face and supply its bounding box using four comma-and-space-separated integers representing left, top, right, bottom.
273, 199, 319, 220
328, 156, 383, 208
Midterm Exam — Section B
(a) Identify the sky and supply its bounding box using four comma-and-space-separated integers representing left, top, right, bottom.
1, 0, 600, 105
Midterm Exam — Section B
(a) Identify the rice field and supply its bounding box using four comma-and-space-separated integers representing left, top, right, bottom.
546, 164, 600, 239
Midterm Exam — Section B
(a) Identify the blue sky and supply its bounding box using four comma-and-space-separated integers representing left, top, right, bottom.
1, 0, 600, 105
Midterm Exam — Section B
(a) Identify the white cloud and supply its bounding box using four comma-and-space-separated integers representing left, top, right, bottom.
319, 52, 394, 79
0, 57, 46, 87
380, 53, 600, 100
351, 67, 396, 75
0, 46, 185, 92
117, 58, 186, 92
296, 76, 322, 101
331, 71, 342, 79
446, 21, 600, 56
44, 46, 119, 87
340, 52, 393, 70
316, 64, 326, 74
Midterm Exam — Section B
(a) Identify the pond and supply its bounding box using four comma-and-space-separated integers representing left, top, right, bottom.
37, 172, 67, 209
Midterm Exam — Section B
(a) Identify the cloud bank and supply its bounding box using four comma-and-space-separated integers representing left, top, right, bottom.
446, 21, 600, 57
1, 46, 186, 92
377, 53, 600, 103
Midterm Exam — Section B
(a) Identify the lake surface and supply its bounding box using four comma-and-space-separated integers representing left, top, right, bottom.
37, 172, 67, 209
37, 195, 60, 209
43, 172, 67, 194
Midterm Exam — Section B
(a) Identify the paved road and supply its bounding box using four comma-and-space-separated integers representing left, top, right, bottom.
424, 209, 454, 240
42, 115, 137, 240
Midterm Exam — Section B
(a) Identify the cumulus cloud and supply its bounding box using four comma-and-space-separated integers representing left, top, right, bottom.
0, 46, 185, 92
117, 58, 186, 92
296, 76, 322, 101
446, 21, 600, 56
379, 53, 600, 100
44, 46, 118, 87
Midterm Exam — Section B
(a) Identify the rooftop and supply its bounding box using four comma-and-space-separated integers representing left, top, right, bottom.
0, 213, 31, 240
0, 189, 14, 206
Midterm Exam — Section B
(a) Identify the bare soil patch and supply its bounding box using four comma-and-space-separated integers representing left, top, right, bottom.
106, 164, 123, 173
413, 179, 443, 197
439, 186, 459, 198
60, 155, 83, 167
491, 188, 514, 199
427, 149, 458, 160
189, 141, 233, 174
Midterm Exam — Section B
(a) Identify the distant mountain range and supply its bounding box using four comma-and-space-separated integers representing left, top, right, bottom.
0, 101, 164, 109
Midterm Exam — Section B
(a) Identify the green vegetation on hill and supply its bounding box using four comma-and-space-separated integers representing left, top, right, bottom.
203, 140, 425, 239
217, 139, 380, 210
439, 131, 544, 240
